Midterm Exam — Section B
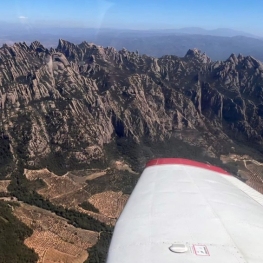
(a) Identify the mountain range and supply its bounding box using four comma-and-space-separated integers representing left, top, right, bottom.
1, 39, 263, 174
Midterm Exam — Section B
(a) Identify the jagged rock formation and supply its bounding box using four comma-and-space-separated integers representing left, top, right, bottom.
1, 39, 263, 172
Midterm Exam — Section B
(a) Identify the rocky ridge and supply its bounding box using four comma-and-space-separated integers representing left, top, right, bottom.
1, 40, 263, 173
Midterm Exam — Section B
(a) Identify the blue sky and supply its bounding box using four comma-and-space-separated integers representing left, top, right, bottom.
1, 0, 263, 35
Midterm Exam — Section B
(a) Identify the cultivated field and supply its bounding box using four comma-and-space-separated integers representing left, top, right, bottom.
16, 163, 138, 262
88, 191, 129, 219
24, 167, 131, 226
14, 203, 98, 263
221, 154, 263, 194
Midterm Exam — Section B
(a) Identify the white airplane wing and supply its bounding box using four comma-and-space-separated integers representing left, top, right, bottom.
106, 158, 263, 263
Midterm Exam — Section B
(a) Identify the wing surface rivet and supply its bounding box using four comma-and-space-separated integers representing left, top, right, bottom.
169, 244, 188, 253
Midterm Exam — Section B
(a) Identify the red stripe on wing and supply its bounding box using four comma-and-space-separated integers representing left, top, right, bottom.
146, 158, 231, 176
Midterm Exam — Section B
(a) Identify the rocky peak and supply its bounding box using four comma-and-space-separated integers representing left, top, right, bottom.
57, 39, 80, 58
57, 39, 72, 50
185, 48, 211, 63
237, 53, 244, 60
30, 41, 44, 50
185, 48, 201, 56
227, 53, 238, 64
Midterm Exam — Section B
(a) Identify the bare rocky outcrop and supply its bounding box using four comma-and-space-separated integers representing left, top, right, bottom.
1, 40, 263, 171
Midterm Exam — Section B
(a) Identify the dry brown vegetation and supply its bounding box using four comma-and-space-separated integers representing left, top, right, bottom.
23, 166, 133, 262
89, 191, 129, 219
24, 168, 130, 222
114, 160, 137, 174
25, 169, 92, 207
14, 203, 98, 263
0, 180, 11, 193
244, 161, 263, 194
221, 154, 263, 194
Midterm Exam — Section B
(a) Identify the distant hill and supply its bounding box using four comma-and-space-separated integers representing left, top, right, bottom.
1, 25, 263, 61
162, 27, 260, 38
102, 34, 263, 61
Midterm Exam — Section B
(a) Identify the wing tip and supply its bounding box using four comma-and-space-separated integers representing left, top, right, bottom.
146, 158, 231, 176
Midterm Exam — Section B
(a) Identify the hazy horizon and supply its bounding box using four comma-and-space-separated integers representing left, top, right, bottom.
0, 22, 261, 41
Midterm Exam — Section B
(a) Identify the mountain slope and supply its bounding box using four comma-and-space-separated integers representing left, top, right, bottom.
1, 40, 263, 174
